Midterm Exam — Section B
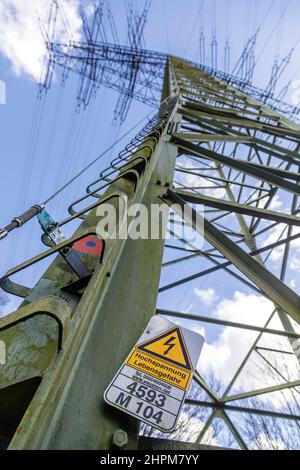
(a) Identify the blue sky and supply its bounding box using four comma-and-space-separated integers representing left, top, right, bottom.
0, 2, 300, 444
2, 0, 300, 290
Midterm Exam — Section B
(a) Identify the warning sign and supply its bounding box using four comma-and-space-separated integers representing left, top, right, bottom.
104, 316, 204, 433
136, 326, 192, 371
127, 349, 191, 389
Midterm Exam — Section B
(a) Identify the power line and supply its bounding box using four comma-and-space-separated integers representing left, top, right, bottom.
161, 0, 170, 53
255, 0, 293, 66
42, 105, 164, 205
183, 0, 204, 57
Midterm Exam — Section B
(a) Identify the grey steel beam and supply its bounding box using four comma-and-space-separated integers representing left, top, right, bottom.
159, 244, 264, 297
186, 399, 300, 422
165, 190, 300, 325
172, 136, 300, 196
192, 372, 220, 403
173, 132, 253, 143
175, 189, 300, 226
175, 167, 267, 192
159, 230, 300, 296
8, 142, 179, 450
5, 74, 180, 449
173, 58, 300, 448
156, 308, 300, 339
243, 162, 300, 182
180, 115, 300, 168
221, 412, 248, 450
223, 380, 300, 403
181, 103, 300, 140
3, 55, 300, 451
138, 436, 230, 450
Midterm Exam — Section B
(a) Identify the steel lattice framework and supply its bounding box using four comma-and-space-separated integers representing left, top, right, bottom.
45, 41, 166, 113
43, 40, 300, 122
0, 55, 300, 450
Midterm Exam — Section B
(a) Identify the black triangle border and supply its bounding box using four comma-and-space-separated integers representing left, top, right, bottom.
137, 326, 192, 371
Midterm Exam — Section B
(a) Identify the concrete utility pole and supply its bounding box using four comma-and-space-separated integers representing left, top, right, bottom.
1, 57, 300, 450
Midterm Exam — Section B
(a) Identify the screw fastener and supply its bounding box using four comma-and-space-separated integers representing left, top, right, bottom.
112, 429, 128, 448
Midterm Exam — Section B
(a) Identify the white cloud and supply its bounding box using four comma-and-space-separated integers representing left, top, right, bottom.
269, 194, 283, 211
268, 194, 283, 211
85, 3, 96, 17
0, 291, 19, 318
257, 194, 283, 211
196, 290, 300, 410
290, 256, 300, 271
194, 287, 219, 305
0, 0, 82, 81
197, 291, 274, 384
261, 223, 286, 261
261, 223, 300, 266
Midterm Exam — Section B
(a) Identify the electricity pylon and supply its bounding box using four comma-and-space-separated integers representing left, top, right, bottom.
1, 55, 300, 450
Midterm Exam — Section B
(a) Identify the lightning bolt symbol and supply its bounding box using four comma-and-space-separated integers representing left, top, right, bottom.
163, 336, 176, 355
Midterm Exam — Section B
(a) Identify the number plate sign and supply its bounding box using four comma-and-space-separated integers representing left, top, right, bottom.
104, 315, 204, 433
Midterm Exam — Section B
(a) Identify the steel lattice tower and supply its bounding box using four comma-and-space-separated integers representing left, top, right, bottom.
0, 55, 300, 450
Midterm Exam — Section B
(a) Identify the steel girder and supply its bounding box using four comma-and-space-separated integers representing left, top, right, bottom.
1, 57, 300, 450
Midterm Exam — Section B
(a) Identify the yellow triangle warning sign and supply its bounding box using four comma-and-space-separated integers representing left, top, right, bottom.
136, 327, 192, 371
